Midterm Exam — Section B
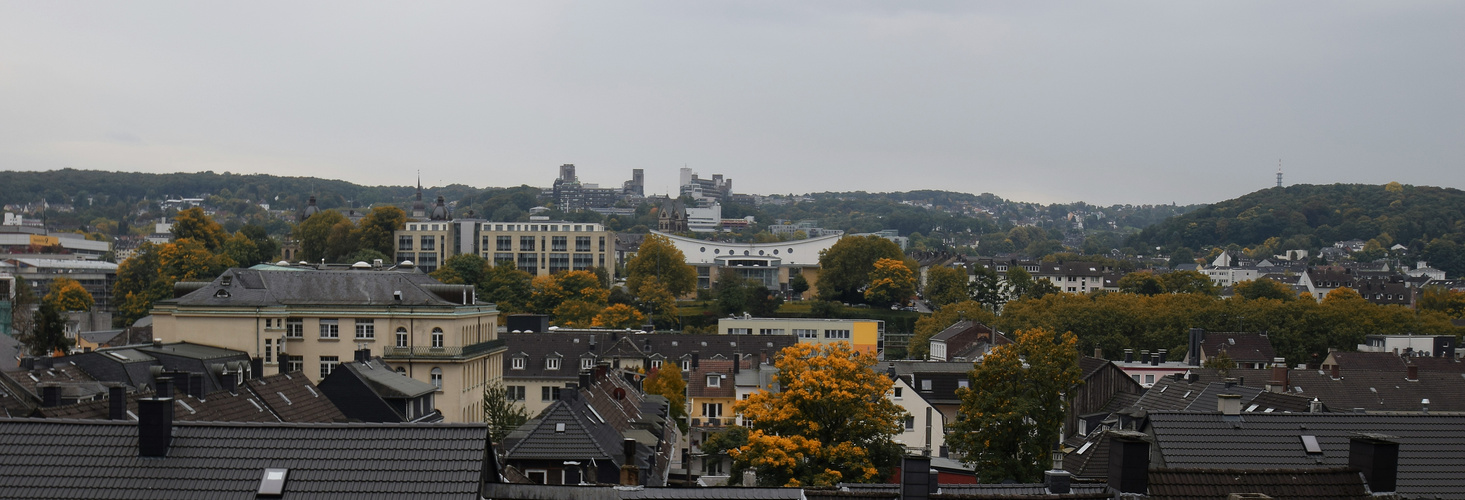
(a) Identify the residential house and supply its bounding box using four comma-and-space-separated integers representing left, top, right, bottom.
318, 349, 444, 422
1183, 329, 1276, 369
927, 320, 1007, 362
717, 317, 883, 354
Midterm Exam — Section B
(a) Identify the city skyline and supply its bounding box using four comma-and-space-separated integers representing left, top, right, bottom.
2, 2, 1461, 206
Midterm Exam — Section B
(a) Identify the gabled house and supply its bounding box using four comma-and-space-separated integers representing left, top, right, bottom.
1183, 329, 1276, 369
927, 320, 1008, 362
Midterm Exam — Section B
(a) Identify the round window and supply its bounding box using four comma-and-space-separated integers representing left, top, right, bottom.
714, 249, 720, 254
743, 250, 749, 256
788, 248, 795, 254
700, 247, 706, 253
773, 249, 779, 255
759, 250, 765, 256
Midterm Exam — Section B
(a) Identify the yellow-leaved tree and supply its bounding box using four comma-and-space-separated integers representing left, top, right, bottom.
863, 258, 916, 307
642, 361, 688, 432
724, 342, 906, 487
591, 303, 645, 329
44, 277, 94, 312
947, 327, 1081, 483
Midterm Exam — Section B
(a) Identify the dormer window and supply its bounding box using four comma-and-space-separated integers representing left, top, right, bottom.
581, 357, 595, 370
512, 357, 526, 370
707, 375, 721, 387
547, 357, 561, 370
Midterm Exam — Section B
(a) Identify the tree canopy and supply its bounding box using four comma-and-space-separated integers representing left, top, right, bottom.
947, 327, 1081, 483
626, 234, 697, 299
728, 342, 906, 487
643, 362, 688, 432
816, 235, 906, 304
43, 277, 94, 312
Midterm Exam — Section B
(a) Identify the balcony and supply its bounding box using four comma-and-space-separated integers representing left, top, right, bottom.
382, 339, 505, 360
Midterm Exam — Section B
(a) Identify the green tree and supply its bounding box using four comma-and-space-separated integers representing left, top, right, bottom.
1418, 286, 1465, 319
1004, 267, 1059, 301
731, 342, 906, 487
354, 205, 407, 257
864, 258, 916, 307
968, 265, 1008, 311
483, 382, 531, 443
1117, 271, 1165, 296
789, 273, 810, 299
1203, 350, 1236, 377
221, 231, 262, 268
1233, 278, 1298, 301
43, 277, 94, 312
114, 242, 170, 327
238, 224, 280, 263
1160, 270, 1218, 295
481, 263, 533, 314
923, 265, 969, 307
948, 327, 1081, 483
816, 235, 905, 303
294, 210, 349, 263
714, 270, 783, 317
9, 277, 38, 338
643, 362, 688, 432
432, 254, 491, 285
18, 302, 73, 356
625, 234, 697, 300
171, 207, 227, 251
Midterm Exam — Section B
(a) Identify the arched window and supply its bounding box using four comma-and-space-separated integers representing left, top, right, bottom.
431, 328, 444, 348
395, 367, 406, 375
430, 367, 443, 389
396, 327, 408, 348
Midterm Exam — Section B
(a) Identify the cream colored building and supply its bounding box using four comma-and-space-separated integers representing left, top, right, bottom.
889, 376, 946, 455
653, 231, 837, 299
150, 264, 503, 424
394, 216, 615, 278
715, 317, 883, 354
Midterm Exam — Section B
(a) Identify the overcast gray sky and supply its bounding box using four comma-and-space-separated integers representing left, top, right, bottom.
2, 2, 1461, 206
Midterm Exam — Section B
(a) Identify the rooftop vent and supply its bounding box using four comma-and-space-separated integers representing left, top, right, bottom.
351, 261, 371, 269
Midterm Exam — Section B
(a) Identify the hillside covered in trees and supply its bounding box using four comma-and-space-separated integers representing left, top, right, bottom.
1128, 183, 1465, 274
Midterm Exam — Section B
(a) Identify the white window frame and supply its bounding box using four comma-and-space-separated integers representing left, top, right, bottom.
512, 357, 526, 370
319, 319, 339, 339
285, 318, 303, 338
431, 328, 444, 348
707, 375, 720, 387
355, 319, 374, 339
581, 357, 595, 370
396, 327, 408, 348
547, 357, 561, 370
319, 356, 339, 378
430, 367, 443, 389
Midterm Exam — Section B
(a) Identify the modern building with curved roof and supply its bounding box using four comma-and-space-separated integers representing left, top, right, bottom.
651, 231, 841, 298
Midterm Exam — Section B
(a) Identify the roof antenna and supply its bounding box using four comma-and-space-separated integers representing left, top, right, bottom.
1276, 159, 1283, 188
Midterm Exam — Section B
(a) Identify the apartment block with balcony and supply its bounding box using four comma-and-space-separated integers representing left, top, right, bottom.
149, 264, 503, 423
477, 219, 615, 278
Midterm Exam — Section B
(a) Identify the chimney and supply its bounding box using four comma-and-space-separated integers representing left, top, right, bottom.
1218, 393, 1242, 416
1158, 349, 1167, 364
188, 373, 204, 399
1124, 349, 1134, 363
1406, 364, 1418, 382
171, 373, 190, 399
1187, 372, 1199, 383
579, 370, 593, 389
1141, 350, 1150, 364
1045, 469, 1071, 495
1349, 434, 1399, 494
1330, 364, 1340, 380
40, 384, 61, 408
901, 456, 933, 500
222, 370, 237, 394
742, 470, 757, 487
1188, 328, 1205, 366
692, 352, 700, 370
1269, 359, 1289, 392
620, 438, 640, 486
155, 378, 173, 399
109, 385, 128, 420
138, 396, 174, 457
1107, 431, 1150, 495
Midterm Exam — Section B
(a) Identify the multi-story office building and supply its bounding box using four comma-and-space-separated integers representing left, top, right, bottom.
652, 231, 838, 298
150, 264, 504, 424
478, 219, 614, 277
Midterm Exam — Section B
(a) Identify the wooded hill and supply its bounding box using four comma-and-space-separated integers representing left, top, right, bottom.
1127, 183, 1465, 268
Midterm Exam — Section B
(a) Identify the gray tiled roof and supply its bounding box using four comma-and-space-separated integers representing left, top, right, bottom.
34, 373, 345, 424
1146, 411, 1465, 499
1147, 467, 1372, 499
164, 267, 472, 307
0, 418, 488, 499
1200, 332, 1275, 363
339, 360, 437, 399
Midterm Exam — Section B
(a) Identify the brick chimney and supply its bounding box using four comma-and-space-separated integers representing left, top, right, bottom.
39, 383, 61, 408
901, 456, 936, 500
1218, 393, 1242, 416
1269, 358, 1289, 393
1349, 434, 1399, 494
619, 438, 640, 486
1406, 364, 1418, 382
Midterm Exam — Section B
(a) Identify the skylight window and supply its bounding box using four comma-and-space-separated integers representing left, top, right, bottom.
555, 423, 566, 433
1076, 442, 1093, 455
258, 468, 288, 496
1246, 404, 1259, 412
1300, 435, 1322, 454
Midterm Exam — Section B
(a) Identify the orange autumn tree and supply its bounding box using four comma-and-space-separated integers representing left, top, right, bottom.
947, 327, 1081, 483
728, 342, 906, 487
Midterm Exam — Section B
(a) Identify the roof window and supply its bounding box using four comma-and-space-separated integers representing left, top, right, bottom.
1300, 435, 1322, 454
258, 468, 288, 496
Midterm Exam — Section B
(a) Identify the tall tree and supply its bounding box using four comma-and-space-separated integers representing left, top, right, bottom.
113, 242, 170, 327
19, 303, 73, 356
1233, 278, 1299, 301
816, 235, 905, 303
1116, 271, 1165, 296
592, 303, 645, 329
9, 277, 38, 338
625, 234, 697, 299
967, 265, 1008, 312
294, 210, 349, 263
730, 342, 906, 487
354, 205, 407, 257
238, 224, 279, 263
864, 258, 916, 307
171, 207, 227, 251
221, 232, 262, 268
948, 327, 1081, 483
483, 382, 530, 443
1159, 270, 1218, 295
923, 265, 969, 307
432, 254, 490, 286
43, 277, 94, 312
643, 362, 688, 432
480, 263, 533, 314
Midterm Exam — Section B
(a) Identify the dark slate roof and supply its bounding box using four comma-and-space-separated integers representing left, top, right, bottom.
78, 329, 125, 345
1328, 351, 1465, 373
1199, 332, 1275, 363
244, 373, 347, 422
504, 395, 621, 462
930, 320, 976, 343
812, 483, 1115, 499
164, 267, 471, 307
1181, 383, 1263, 412
0, 334, 21, 373
337, 359, 437, 399
1275, 368, 1465, 412
1146, 411, 1465, 499
1146, 467, 1373, 499
35, 373, 345, 423
503, 332, 797, 382
0, 418, 489, 499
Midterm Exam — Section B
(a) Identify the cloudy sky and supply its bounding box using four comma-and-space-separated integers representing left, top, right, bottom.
2, 2, 1461, 206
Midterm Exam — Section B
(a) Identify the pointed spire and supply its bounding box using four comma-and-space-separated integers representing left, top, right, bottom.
416, 170, 423, 201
